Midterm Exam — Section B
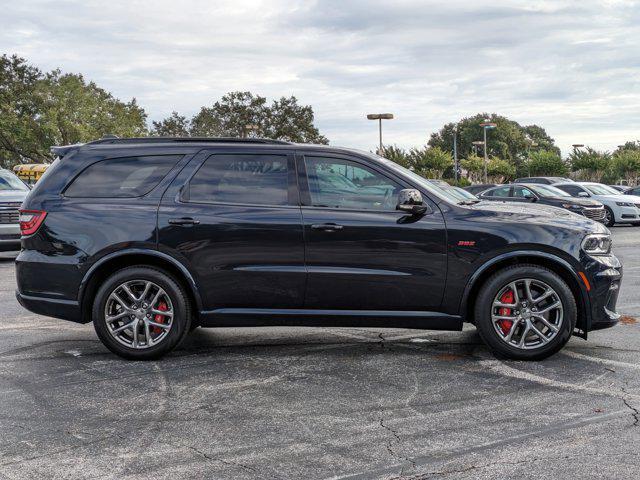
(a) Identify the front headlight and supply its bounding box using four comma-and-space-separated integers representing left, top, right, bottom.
562, 203, 581, 209
616, 201, 633, 207
582, 233, 612, 255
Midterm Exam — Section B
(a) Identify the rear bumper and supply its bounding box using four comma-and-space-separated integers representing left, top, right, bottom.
15, 291, 83, 323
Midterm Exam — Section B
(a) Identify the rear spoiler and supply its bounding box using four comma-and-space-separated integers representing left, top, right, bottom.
50, 143, 84, 158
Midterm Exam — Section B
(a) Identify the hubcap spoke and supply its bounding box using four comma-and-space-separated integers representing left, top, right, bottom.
504, 318, 520, 342
524, 280, 534, 303
106, 311, 130, 323
146, 319, 171, 330
112, 320, 136, 334
535, 315, 559, 332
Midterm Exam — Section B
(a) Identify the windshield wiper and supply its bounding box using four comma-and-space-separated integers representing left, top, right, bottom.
458, 199, 481, 205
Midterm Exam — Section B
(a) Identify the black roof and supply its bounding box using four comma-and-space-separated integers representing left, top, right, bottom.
88, 137, 292, 146
51, 136, 295, 157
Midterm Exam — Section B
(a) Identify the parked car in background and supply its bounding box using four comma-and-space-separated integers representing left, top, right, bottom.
464, 183, 498, 195
478, 183, 606, 223
609, 185, 629, 193
555, 182, 640, 227
0, 169, 30, 251
16, 137, 622, 361
625, 186, 640, 196
513, 177, 574, 185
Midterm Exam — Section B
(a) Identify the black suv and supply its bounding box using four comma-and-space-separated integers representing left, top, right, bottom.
16, 138, 622, 360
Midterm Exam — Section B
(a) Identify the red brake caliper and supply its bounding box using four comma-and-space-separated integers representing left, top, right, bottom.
498, 289, 514, 335
152, 301, 168, 334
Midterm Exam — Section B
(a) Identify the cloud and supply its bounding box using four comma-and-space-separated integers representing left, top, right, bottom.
1, 0, 639, 155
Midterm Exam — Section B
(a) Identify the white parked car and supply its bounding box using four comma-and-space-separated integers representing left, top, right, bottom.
555, 182, 640, 227
0, 169, 30, 251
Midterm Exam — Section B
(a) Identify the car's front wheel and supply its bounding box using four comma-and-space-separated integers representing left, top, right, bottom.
93, 266, 191, 360
603, 206, 615, 227
474, 265, 576, 360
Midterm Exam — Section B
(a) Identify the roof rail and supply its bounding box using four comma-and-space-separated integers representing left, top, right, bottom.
87, 137, 292, 146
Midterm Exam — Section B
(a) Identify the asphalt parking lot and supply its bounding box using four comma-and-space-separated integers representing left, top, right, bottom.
0, 228, 639, 480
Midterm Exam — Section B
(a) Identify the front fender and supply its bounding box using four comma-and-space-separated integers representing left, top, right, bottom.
458, 249, 591, 330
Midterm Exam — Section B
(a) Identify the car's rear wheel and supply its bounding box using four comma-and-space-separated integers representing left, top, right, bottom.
474, 265, 576, 360
603, 206, 615, 227
93, 266, 191, 360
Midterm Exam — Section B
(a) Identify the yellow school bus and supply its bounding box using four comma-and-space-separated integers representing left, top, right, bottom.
13, 164, 49, 186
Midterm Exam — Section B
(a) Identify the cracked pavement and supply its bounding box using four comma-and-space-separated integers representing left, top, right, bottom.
0, 227, 639, 479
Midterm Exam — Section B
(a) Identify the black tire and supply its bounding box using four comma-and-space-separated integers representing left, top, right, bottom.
474, 264, 576, 361
93, 266, 191, 360
603, 206, 615, 227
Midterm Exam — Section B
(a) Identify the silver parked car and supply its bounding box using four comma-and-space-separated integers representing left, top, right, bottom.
0, 169, 30, 251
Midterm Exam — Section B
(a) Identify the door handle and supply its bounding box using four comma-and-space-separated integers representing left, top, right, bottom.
311, 223, 344, 231
168, 217, 200, 226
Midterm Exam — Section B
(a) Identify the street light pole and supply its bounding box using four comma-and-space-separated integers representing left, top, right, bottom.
453, 124, 459, 183
479, 119, 497, 183
367, 113, 394, 155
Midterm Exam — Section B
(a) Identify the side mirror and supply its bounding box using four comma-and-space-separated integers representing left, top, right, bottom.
524, 194, 537, 202
578, 191, 589, 197
396, 189, 429, 215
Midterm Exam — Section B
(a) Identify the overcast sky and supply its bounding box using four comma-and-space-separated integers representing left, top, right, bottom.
2, 0, 639, 155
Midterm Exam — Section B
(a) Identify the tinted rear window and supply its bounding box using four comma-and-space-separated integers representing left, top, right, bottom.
65, 155, 182, 198
188, 154, 289, 205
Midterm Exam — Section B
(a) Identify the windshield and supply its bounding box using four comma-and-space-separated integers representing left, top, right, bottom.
531, 184, 571, 197
372, 155, 464, 204
584, 184, 620, 196
0, 170, 29, 191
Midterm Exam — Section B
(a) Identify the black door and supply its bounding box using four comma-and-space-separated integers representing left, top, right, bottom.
297, 153, 447, 311
157, 149, 305, 312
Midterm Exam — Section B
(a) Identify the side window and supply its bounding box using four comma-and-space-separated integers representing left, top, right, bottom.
513, 186, 534, 198
188, 154, 288, 206
486, 186, 511, 197
304, 156, 401, 211
65, 155, 182, 198
557, 185, 582, 197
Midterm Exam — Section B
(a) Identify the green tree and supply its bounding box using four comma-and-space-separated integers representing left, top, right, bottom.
487, 157, 516, 183
190, 91, 266, 137
408, 146, 452, 179
151, 111, 190, 136
265, 96, 328, 143
381, 145, 410, 168
569, 147, 611, 182
523, 150, 568, 177
460, 154, 485, 183
613, 141, 640, 155
0, 54, 148, 166
0, 54, 50, 166
428, 113, 560, 168
610, 150, 640, 185
40, 70, 147, 147
190, 91, 328, 143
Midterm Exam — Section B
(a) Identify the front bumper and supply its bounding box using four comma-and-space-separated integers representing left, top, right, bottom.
584, 253, 623, 331
616, 206, 640, 223
0, 224, 20, 252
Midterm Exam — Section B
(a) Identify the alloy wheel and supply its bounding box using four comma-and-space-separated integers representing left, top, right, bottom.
491, 278, 564, 350
104, 280, 174, 349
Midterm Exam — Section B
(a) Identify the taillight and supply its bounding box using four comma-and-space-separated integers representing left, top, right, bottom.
19, 210, 47, 236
